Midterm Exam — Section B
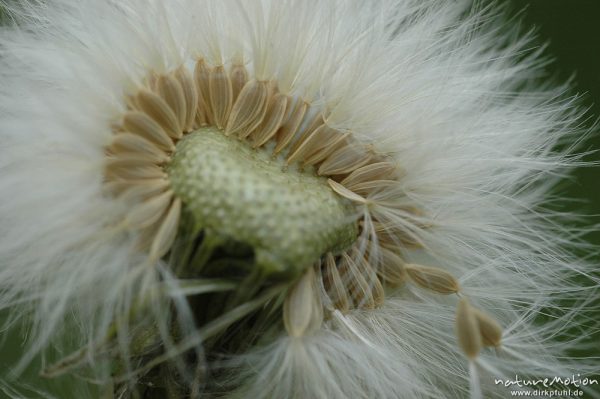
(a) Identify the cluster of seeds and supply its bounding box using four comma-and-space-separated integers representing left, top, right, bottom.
103, 59, 503, 363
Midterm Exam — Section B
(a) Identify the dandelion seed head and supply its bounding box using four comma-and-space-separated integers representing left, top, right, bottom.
0, 0, 597, 397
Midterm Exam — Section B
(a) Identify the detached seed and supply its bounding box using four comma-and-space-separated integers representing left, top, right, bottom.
456, 298, 482, 360
473, 308, 502, 347
405, 264, 460, 294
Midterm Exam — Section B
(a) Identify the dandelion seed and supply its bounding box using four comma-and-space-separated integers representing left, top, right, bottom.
456, 298, 483, 360
405, 264, 461, 295
473, 307, 503, 348
0, 0, 597, 398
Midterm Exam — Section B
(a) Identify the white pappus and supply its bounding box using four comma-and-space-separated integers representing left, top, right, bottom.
0, 0, 598, 398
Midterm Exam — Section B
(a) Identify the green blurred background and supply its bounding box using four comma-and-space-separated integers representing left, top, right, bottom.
0, 0, 599, 397
502, 3, 600, 397
505, 0, 600, 246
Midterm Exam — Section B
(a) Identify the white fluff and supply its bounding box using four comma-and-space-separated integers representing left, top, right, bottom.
0, 0, 597, 397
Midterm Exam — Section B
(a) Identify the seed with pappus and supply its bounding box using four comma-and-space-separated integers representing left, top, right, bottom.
0, 0, 598, 398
